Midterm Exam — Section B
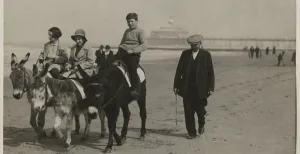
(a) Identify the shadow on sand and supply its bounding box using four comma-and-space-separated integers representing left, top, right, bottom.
118, 127, 187, 139
3, 126, 111, 153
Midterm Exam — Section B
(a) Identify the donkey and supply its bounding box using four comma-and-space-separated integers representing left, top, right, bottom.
78, 63, 147, 153
9, 53, 87, 142
31, 63, 102, 147
9, 52, 50, 141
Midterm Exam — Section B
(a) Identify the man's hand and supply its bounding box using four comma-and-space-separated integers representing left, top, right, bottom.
93, 63, 98, 68
65, 64, 71, 71
173, 88, 179, 95
127, 49, 134, 54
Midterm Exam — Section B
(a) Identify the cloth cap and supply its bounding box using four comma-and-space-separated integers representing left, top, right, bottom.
187, 34, 203, 44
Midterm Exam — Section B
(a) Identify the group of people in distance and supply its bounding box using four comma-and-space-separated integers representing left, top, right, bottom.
246, 45, 296, 66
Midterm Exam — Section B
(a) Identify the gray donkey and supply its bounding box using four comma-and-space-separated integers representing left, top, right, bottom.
10, 53, 90, 142
31, 62, 104, 147
9, 52, 50, 141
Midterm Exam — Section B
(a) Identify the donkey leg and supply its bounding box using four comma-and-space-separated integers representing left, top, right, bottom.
65, 113, 74, 148
37, 107, 47, 138
53, 111, 65, 140
104, 111, 114, 153
104, 107, 121, 153
120, 104, 131, 145
81, 112, 91, 141
99, 107, 106, 138
30, 107, 44, 141
74, 115, 80, 134
137, 85, 147, 140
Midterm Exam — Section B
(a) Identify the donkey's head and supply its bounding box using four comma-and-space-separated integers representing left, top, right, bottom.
9, 53, 30, 99
31, 63, 51, 113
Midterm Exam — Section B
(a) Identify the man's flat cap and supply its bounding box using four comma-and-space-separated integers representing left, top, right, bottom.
187, 34, 203, 44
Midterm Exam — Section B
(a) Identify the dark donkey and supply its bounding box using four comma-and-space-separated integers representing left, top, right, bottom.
78, 63, 147, 153
31, 63, 103, 147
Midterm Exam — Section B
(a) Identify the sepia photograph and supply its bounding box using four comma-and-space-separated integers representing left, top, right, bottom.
2, 0, 297, 153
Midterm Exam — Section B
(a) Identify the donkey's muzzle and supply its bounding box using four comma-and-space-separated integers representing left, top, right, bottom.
13, 90, 23, 99
13, 93, 22, 99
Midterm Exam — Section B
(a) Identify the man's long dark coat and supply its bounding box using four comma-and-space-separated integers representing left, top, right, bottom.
173, 48, 215, 99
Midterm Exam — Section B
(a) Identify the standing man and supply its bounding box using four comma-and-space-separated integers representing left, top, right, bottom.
266, 46, 270, 55
250, 46, 254, 59
277, 51, 285, 66
291, 51, 296, 66
255, 46, 260, 58
273, 46, 276, 55
97, 45, 114, 68
173, 34, 215, 139
95, 45, 105, 66
115, 12, 147, 99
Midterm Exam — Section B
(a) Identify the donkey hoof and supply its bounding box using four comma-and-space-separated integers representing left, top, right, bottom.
64, 142, 70, 148
33, 138, 41, 145
37, 132, 47, 140
104, 147, 112, 153
41, 131, 47, 138
50, 130, 56, 137
100, 133, 105, 138
139, 135, 145, 141
120, 137, 126, 145
74, 129, 80, 134
64, 138, 71, 148
81, 136, 89, 141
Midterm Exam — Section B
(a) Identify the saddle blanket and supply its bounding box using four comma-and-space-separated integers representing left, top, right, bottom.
46, 73, 86, 99
116, 66, 146, 87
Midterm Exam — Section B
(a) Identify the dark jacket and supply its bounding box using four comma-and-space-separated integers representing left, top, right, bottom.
95, 50, 114, 68
173, 48, 215, 99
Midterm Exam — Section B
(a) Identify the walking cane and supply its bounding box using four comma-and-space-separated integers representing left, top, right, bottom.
175, 93, 178, 130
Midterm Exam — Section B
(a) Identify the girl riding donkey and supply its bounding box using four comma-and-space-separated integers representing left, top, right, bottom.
56, 29, 107, 137
36, 27, 68, 79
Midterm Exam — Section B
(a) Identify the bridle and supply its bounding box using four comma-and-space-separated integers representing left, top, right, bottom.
11, 68, 28, 98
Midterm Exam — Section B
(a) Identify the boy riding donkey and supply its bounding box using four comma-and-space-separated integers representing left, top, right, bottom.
114, 12, 147, 99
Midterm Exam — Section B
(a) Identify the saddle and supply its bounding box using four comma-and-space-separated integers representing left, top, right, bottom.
112, 60, 146, 87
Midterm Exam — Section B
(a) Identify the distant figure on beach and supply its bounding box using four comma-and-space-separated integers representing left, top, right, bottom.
95, 45, 114, 68
250, 46, 254, 59
273, 46, 276, 55
173, 34, 215, 139
266, 46, 269, 55
255, 46, 260, 58
291, 51, 296, 66
277, 51, 285, 66
95, 45, 104, 62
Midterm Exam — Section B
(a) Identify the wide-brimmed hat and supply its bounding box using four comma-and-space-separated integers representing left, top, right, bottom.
71, 29, 87, 42
187, 34, 203, 44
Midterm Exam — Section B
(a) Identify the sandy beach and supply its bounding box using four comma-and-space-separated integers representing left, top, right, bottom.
3, 46, 296, 154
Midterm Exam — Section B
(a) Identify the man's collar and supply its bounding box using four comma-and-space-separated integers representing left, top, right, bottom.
50, 40, 59, 46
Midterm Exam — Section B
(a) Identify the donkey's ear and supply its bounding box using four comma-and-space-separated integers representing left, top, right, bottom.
32, 64, 39, 77
19, 53, 30, 67
11, 53, 18, 69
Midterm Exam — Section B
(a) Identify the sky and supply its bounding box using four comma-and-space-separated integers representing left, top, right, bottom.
4, 0, 296, 46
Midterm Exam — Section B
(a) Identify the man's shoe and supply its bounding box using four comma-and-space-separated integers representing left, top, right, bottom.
198, 125, 205, 134
186, 134, 198, 139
